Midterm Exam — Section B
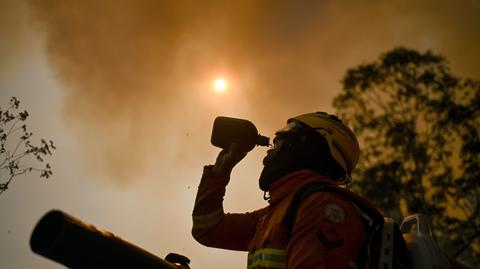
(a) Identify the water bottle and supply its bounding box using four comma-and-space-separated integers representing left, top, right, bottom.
211, 116, 270, 152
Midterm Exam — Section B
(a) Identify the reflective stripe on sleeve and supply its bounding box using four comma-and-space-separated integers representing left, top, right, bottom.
247, 248, 286, 269
192, 207, 224, 229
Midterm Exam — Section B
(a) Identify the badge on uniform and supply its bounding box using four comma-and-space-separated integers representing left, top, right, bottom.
315, 203, 347, 250
323, 203, 346, 224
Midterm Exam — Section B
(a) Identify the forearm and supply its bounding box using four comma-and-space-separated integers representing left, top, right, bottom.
192, 165, 262, 251
192, 166, 229, 231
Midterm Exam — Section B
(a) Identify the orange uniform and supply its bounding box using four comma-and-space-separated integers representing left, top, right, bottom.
192, 167, 367, 269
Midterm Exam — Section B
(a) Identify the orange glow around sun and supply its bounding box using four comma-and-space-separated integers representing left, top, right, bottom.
213, 79, 228, 92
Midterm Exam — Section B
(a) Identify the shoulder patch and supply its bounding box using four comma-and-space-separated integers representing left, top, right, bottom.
323, 203, 346, 224
317, 229, 344, 250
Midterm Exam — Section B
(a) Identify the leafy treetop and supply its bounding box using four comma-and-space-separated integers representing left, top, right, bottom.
333, 47, 479, 266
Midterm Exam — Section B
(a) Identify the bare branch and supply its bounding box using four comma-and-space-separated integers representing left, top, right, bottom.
0, 96, 55, 196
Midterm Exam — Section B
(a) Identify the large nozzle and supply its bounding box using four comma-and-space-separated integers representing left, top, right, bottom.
30, 210, 178, 269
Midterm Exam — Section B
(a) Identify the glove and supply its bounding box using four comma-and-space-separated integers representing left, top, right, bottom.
212, 143, 247, 175
165, 253, 191, 269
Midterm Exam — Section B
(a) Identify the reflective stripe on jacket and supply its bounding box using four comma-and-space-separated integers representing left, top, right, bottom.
192, 167, 367, 268
248, 248, 287, 269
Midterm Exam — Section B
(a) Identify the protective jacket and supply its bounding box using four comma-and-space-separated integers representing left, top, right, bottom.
192, 166, 367, 269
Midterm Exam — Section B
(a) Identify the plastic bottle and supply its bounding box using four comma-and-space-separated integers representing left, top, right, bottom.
211, 116, 270, 152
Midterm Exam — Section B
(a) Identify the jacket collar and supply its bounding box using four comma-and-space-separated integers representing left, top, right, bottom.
268, 169, 335, 205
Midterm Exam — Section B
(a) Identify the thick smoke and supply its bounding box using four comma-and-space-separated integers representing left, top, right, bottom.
27, 0, 480, 181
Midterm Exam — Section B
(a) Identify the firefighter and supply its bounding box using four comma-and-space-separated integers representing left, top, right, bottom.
192, 112, 369, 268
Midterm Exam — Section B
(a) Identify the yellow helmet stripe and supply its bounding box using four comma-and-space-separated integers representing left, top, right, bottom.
333, 140, 354, 172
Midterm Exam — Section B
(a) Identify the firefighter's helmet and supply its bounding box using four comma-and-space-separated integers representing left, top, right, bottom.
287, 112, 360, 179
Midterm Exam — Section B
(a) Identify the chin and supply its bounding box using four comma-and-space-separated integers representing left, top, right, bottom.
262, 156, 269, 166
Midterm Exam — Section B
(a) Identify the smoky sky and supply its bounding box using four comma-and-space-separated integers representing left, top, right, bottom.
26, 0, 480, 182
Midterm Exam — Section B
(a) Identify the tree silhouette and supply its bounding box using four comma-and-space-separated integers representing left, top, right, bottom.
0, 97, 55, 195
333, 47, 479, 266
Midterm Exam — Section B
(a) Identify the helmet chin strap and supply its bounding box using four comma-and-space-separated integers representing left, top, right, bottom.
263, 191, 270, 201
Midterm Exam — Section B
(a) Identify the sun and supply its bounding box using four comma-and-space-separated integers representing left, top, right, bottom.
213, 79, 228, 92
